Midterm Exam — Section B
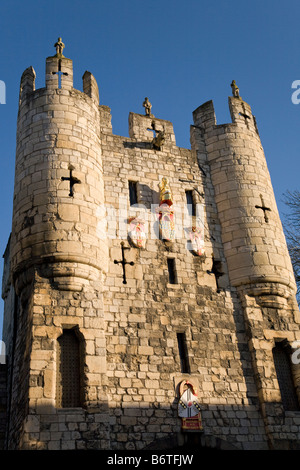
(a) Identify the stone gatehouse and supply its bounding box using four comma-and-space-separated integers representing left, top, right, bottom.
1, 39, 299, 451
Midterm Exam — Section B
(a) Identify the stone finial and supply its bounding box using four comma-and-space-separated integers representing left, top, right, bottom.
231, 80, 240, 99
54, 37, 65, 58
143, 97, 152, 117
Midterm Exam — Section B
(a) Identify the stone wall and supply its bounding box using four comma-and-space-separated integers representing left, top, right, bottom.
0, 365, 7, 449
98, 111, 269, 450
192, 97, 300, 449
9, 108, 270, 450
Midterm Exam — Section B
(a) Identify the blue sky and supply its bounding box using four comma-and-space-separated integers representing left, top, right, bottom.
0, 0, 300, 337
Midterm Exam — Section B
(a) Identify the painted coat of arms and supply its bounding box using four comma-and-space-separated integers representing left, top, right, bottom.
188, 226, 204, 256
156, 204, 175, 241
128, 217, 146, 249
178, 380, 203, 431
156, 177, 175, 242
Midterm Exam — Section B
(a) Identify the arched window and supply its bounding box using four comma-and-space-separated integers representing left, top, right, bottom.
272, 341, 299, 411
56, 329, 82, 408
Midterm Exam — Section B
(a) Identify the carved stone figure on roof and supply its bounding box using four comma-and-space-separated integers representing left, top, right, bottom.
143, 97, 152, 117
153, 128, 165, 150
54, 37, 65, 58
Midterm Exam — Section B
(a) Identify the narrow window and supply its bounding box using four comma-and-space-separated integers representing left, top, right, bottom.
177, 333, 190, 373
129, 181, 138, 206
56, 329, 81, 408
186, 190, 196, 217
272, 342, 299, 411
167, 258, 177, 284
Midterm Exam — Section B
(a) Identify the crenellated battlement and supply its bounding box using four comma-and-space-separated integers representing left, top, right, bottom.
19, 66, 36, 104
19, 61, 100, 103
193, 95, 259, 136
19, 39, 100, 109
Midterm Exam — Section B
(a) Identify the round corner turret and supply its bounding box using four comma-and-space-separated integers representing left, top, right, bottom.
11, 40, 108, 292
192, 92, 297, 299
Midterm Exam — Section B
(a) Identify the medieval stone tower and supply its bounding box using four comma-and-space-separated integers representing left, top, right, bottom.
1, 39, 299, 451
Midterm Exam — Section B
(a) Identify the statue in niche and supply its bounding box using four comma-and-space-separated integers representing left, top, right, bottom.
231, 80, 240, 98
54, 37, 65, 58
143, 97, 152, 117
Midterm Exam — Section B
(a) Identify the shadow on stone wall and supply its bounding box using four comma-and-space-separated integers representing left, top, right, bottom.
4, 397, 300, 451
3, 400, 275, 451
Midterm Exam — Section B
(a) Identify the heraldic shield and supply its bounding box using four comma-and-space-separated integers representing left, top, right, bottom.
188, 226, 204, 256
156, 177, 175, 242
128, 217, 146, 249
156, 204, 175, 242
178, 380, 203, 431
